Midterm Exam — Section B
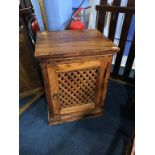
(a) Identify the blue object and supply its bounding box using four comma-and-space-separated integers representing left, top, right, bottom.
123, 15, 135, 56
72, 0, 90, 8
31, 0, 45, 32
32, 0, 90, 31
43, 0, 72, 30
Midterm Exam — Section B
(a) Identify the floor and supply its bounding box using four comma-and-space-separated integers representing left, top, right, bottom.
19, 80, 135, 155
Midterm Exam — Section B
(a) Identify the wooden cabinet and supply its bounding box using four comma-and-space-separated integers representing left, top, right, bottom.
35, 29, 119, 125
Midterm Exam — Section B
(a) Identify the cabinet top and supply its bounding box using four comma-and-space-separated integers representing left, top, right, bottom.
35, 29, 119, 61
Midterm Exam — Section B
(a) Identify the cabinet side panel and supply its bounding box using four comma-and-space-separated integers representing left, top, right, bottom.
101, 56, 113, 105
95, 56, 109, 107
41, 64, 54, 120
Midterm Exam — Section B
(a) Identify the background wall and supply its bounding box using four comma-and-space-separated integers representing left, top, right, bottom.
32, 0, 90, 31
43, 0, 72, 30
31, 0, 45, 32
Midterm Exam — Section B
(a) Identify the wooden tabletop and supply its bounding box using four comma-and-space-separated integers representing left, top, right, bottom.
35, 29, 119, 61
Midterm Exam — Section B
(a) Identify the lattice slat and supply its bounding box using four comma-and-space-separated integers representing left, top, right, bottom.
58, 68, 98, 108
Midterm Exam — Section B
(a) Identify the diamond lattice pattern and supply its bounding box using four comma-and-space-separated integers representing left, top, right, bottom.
58, 68, 98, 109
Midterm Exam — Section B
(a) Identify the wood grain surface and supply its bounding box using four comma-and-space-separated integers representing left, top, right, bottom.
35, 29, 119, 61
35, 29, 119, 125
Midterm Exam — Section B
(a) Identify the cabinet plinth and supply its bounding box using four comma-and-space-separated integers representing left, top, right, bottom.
35, 29, 119, 125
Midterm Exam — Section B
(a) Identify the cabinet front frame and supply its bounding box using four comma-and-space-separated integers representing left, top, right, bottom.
41, 55, 112, 124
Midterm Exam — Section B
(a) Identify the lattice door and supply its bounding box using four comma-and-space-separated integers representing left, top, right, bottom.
47, 57, 111, 115
58, 67, 98, 109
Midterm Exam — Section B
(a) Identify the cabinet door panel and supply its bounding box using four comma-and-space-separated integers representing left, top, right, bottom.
47, 57, 111, 115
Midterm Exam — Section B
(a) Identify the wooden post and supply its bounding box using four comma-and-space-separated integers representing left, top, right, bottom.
38, 0, 48, 30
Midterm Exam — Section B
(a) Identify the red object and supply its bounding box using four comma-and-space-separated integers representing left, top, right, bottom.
74, 7, 83, 18
31, 21, 40, 33
69, 20, 85, 30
